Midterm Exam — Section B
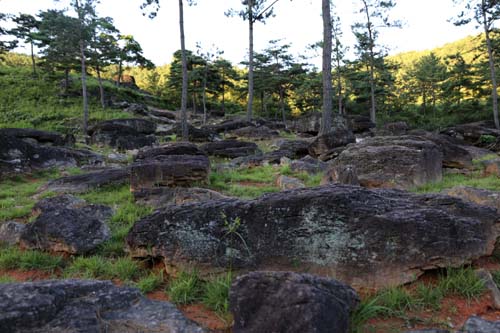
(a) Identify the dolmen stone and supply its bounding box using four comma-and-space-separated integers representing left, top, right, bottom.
127, 184, 500, 288
201, 140, 260, 159
331, 136, 443, 189
0, 279, 206, 333
130, 143, 210, 192
20, 195, 112, 254
229, 271, 359, 333
88, 118, 157, 151
0, 132, 103, 177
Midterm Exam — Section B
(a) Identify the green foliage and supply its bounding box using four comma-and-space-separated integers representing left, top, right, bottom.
349, 296, 389, 333
167, 270, 203, 305
413, 173, 500, 193
64, 255, 142, 281
135, 271, 164, 294
413, 283, 443, 311
480, 134, 497, 144
492, 270, 500, 288
376, 286, 414, 317
202, 272, 233, 314
0, 275, 15, 284
438, 267, 485, 300
0, 247, 64, 272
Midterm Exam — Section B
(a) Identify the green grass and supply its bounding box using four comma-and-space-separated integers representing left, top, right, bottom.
64, 255, 143, 282
413, 173, 500, 193
167, 270, 203, 305
438, 266, 485, 300
0, 247, 64, 272
135, 271, 164, 294
376, 286, 415, 317
413, 282, 443, 311
0, 275, 15, 283
202, 272, 233, 314
350, 296, 389, 333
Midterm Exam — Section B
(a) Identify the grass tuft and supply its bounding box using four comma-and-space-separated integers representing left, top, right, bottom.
438, 266, 485, 300
167, 270, 203, 305
202, 272, 233, 314
0, 247, 64, 272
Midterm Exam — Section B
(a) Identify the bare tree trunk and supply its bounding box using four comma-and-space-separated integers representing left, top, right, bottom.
117, 61, 122, 86
483, 1, 500, 129
247, 0, 254, 122
335, 49, 343, 114
179, 0, 189, 140
30, 42, 36, 76
264, 92, 269, 119
362, 0, 377, 125
202, 63, 208, 124
221, 69, 226, 114
320, 0, 333, 135
96, 62, 106, 109
80, 39, 89, 135
280, 86, 286, 125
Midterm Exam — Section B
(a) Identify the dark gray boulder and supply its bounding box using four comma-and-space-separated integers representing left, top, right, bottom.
321, 164, 360, 186
289, 155, 329, 174
88, 118, 157, 151
444, 186, 500, 213
0, 279, 206, 333
347, 115, 375, 134
163, 123, 219, 142
130, 155, 210, 192
134, 187, 228, 208
441, 121, 500, 151
0, 134, 103, 177
21, 195, 112, 254
229, 271, 359, 333
127, 184, 500, 287
287, 112, 322, 135
308, 121, 356, 157
201, 140, 260, 159
204, 118, 253, 134
332, 136, 443, 189
230, 125, 279, 140
42, 168, 130, 194
276, 139, 311, 159
0, 128, 74, 146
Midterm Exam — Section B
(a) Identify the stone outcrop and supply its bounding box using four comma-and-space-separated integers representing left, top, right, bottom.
204, 118, 253, 134
441, 122, 500, 150
308, 118, 356, 157
127, 184, 500, 287
42, 168, 130, 194
230, 126, 279, 140
0, 128, 74, 146
0, 133, 103, 177
134, 187, 228, 208
321, 164, 360, 186
201, 140, 260, 159
230, 271, 359, 333
331, 136, 443, 189
0, 279, 206, 333
289, 156, 328, 175
162, 123, 219, 142
135, 142, 205, 161
130, 155, 210, 192
276, 139, 311, 159
88, 118, 157, 150
20, 195, 112, 254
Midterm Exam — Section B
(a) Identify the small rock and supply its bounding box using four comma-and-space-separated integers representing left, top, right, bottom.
321, 164, 360, 186
475, 269, 500, 310
461, 316, 500, 333
482, 158, 500, 177
0, 221, 26, 246
276, 175, 305, 190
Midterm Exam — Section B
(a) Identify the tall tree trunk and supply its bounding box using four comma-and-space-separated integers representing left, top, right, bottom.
260, 90, 265, 115
483, 1, 500, 129
202, 63, 208, 125
280, 86, 286, 125
96, 62, 106, 109
320, 0, 333, 135
362, 0, 377, 125
221, 69, 226, 114
179, 0, 189, 140
336, 53, 343, 115
80, 39, 89, 135
30, 42, 36, 76
117, 61, 122, 86
247, 0, 254, 122
64, 68, 70, 94
264, 92, 269, 119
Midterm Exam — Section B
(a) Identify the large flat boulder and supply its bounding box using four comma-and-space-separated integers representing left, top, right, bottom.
20, 195, 112, 254
130, 155, 210, 192
441, 121, 500, 151
204, 118, 254, 134
331, 136, 443, 189
230, 271, 359, 333
134, 187, 228, 208
135, 142, 205, 161
230, 125, 279, 140
127, 184, 500, 288
0, 128, 74, 146
0, 134, 103, 177
0, 279, 206, 333
163, 123, 219, 142
201, 140, 260, 159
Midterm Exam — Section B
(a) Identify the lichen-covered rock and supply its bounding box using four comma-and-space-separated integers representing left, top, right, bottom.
276, 139, 311, 159
130, 155, 210, 192
0, 279, 206, 333
276, 175, 305, 190
127, 184, 500, 287
289, 156, 328, 174
201, 140, 260, 158
230, 125, 279, 140
0, 128, 74, 146
321, 164, 360, 186
308, 122, 356, 157
441, 122, 500, 151
21, 195, 112, 254
0, 134, 103, 177
204, 118, 253, 134
332, 136, 443, 189
0, 221, 25, 246
42, 168, 130, 194
482, 158, 500, 177
230, 271, 359, 333
461, 316, 500, 333
164, 123, 219, 142
135, 142, 205, 161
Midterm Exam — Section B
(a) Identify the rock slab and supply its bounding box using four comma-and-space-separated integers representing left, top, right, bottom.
127, 184, 500, 287
230, 271, 359, 333
0, 279, 206, 333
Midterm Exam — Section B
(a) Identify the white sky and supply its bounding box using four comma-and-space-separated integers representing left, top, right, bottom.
1, 0, 479, 68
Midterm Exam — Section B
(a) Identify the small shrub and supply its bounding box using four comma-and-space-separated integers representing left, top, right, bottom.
479, 134, 496, 144
167, 270, 203, 305
202, 272, 233, 314
136, 271, 164, 294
